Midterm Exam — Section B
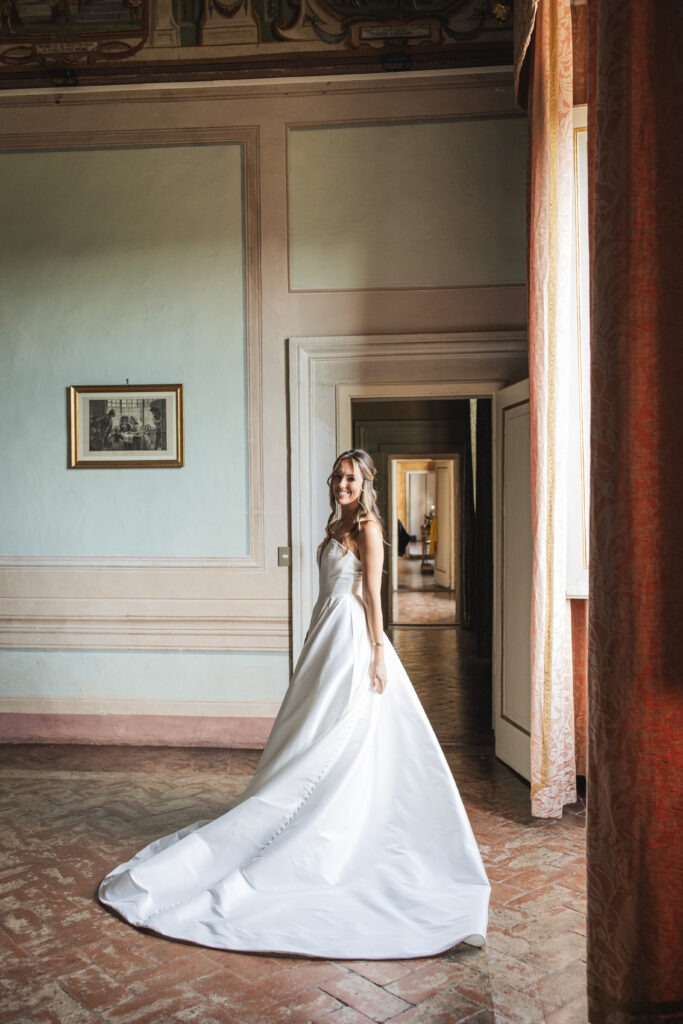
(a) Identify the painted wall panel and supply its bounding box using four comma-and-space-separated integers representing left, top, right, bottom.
289, 118, 527, 290
0, 76, 527, 742
0, 143, 248, 557
0, 650, 288, 704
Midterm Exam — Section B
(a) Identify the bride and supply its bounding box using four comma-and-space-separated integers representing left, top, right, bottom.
99, 448, 490, 959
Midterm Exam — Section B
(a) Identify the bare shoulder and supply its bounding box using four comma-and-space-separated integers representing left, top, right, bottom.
357, 518, 384, 556
359, 517, 382, 538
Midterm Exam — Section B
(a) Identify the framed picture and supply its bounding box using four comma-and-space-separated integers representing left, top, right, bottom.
68, 384, 184, 469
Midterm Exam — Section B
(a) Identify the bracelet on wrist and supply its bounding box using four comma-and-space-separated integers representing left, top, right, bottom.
371, 641, 384, 647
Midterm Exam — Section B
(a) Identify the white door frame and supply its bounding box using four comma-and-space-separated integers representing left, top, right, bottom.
288, 331, 528, 661
433, 458, 456, 591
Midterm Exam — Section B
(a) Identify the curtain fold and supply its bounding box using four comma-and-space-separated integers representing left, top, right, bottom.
586, 1, 683, 1019
525, 0, 577, 818
513, 0, 540, 107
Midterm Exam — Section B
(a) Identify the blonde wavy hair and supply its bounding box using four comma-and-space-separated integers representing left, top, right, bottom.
325, 449, 384, 551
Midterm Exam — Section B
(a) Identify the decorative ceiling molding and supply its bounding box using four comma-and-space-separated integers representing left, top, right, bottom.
0, 0, 514, 89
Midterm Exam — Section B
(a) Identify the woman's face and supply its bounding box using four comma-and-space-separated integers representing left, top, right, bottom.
332, 459, 363, 512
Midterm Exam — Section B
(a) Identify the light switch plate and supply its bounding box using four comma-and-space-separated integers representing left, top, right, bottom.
277, 546, 291, 567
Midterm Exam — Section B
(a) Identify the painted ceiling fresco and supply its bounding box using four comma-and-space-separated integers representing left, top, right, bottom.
0, 0, 513, 87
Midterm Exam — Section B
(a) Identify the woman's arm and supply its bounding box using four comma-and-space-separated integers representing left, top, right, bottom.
357, 520, 387, 694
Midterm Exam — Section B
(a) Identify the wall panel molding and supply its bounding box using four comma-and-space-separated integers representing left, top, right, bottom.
0, 611, 289, 652
0, 126, 264, 574
0, 71, 515, 112
0, 556, 262, 571
286, 114, 527, 294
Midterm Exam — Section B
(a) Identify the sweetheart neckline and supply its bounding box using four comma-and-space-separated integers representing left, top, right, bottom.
327, 537, 362, 566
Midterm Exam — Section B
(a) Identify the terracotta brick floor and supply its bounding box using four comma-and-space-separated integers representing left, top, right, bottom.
0, 627, 587, 1023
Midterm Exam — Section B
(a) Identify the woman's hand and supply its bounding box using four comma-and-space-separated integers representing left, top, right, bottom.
370, 648, 387, 694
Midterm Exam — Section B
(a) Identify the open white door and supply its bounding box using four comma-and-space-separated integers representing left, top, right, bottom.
493, 379, 532, 780
433, 460, 454, 591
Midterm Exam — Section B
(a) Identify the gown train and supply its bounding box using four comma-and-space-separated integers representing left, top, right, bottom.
98, 538, 490, 959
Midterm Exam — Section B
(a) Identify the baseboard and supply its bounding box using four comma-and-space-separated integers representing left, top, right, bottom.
0, 712, 276, 748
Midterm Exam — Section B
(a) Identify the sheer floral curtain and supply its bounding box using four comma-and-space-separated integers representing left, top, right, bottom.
515, 0, 578, 818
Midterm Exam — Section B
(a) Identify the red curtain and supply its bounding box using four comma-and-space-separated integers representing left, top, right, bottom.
587, 1, 683, 1020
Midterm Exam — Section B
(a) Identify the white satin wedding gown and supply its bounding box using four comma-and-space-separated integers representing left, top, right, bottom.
99, 538, 490, 958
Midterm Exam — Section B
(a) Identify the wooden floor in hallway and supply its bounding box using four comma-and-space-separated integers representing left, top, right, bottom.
0, 628, 587, 1024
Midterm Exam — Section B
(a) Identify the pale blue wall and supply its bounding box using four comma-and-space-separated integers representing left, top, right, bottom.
0, 651, 289, 704
0, 143, 248, 558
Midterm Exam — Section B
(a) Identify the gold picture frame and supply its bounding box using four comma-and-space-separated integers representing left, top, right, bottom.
68, 384, 184, 469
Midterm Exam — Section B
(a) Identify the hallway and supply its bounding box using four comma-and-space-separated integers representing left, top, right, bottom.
0, 630, 587, 1024
391, 554, 457, 627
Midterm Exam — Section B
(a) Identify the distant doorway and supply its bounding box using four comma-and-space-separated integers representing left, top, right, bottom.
349, 393, 494, 752
389, 456, 459, 626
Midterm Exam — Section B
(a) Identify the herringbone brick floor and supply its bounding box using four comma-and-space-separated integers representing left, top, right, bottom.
0, 628, 587, 1023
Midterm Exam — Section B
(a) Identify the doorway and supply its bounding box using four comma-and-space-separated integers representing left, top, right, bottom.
351, 396, 494, 745
351, 397, 492, 658
389, 457, 459, 627
287, 330, 528, 745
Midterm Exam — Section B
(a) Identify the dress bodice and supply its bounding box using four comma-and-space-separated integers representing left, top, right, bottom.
317, 538, 363, 601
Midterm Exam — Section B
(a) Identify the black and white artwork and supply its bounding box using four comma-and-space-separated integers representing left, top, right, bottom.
68, 384, 184, 468
88, 396, 166, 453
